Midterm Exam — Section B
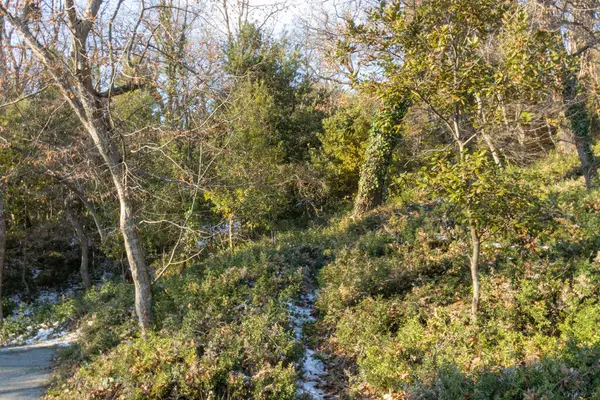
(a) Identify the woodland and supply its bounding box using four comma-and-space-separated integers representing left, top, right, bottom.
2, 0, 600, 399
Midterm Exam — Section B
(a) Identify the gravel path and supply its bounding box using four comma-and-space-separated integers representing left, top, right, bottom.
0, 343, 57, 400
0, 332, 75, 400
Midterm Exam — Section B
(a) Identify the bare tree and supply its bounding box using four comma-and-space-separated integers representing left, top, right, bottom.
0, 1, 153, 329
530, 0, 600, 188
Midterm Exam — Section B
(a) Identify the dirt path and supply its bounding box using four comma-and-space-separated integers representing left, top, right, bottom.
0, 343, 58, 400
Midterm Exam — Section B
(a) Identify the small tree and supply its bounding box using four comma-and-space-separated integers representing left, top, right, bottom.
422, 151, 540, 322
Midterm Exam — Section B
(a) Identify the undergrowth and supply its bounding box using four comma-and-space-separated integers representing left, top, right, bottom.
43, 150, 600, 399
46, 242, 326, 399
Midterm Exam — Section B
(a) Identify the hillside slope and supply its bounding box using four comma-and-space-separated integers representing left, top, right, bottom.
32, 151, 600, 399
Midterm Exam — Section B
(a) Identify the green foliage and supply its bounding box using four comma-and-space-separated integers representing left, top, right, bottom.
224, 22, 326, 164
205, 81, 289, 228
312, 153, 600, 398
48, 240, 328, 398
353, 101, 410, 215
312, 95, 376, 197
421, 151, 543, 239
7, 3, 600, 400
206, 24, 328, 229
22, 148, 600, 400
0, 295, 76, 345
342, 0, 566, 164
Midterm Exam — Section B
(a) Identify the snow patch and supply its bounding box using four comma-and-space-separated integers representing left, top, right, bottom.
3, 283, 82, 347
3, 326, 76, 348
289, 292, 327, 400
196, 221, 241, 248
25, 328, 55, 345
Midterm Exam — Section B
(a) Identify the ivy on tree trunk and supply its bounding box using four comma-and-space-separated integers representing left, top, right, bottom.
353, 101, 409, 218
563, 69, 597, 190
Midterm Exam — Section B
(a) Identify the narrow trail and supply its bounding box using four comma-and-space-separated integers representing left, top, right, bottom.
289, 290, 328, 399
0, 344, 57, 400
0, 333, 76, 400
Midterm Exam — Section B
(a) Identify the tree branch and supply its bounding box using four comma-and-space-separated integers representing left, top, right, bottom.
0, 4, 87, 122
96, 81, 144, 98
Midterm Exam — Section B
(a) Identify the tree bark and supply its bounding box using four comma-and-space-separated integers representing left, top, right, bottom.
353, 102, 409, 217
0, 3, 153, 331
481, 132, 502, 166
0, 191, 6, 325
563, 70, 597, 190
228, 216, 234, 250
560, 6, 597, 189
85, 112, 153, 329
556, 121, 576, 154
64, 197, 91, 289
476, 95, 502, 166
452, 111, 465, 158
21, 241, 30, 297
469, 225, 481, 323
63, 182, 105, 242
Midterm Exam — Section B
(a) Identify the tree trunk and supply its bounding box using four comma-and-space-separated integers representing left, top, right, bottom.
556, 122, 576, 154
64, 197, 91, 289
469, 225, 481, 323
0, 191, 6, 325
67, 96, 153, 330
64, 183, 105, 242
119, 193, 153, 329
353, 102, 409, 217
228, 216, 234, 250
481, 132, 502, 166
476, 95, 502, 166
0, 2, 153, 332
21, 241, 30, 297
86, 115, 153, 329
563, 70, 596, 190
452, 112, 465, 158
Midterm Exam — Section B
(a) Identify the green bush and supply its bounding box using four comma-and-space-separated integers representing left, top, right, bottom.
48, 241, 327, 399
44, 152, 600, 399
313, 154, 600, 398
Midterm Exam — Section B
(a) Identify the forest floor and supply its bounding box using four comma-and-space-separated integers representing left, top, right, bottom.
289, 290, 328, 399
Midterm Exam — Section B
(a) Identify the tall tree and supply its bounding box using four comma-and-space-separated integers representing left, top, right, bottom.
342, 0, 565, 167
423, 151, 541, 321
0, 1, 153, 330
561, 3, 598, 189
531, 0, 600, 188
563, 66, 597, 189
0, 187, 5, 325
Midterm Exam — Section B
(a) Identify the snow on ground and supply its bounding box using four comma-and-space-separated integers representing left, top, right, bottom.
10, 284, 83, 318
288, 291, 327, 400
196, 220, 241, 248
3, 283, 83, 348
0, 330, 77, 353
2, 322, 77, 348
